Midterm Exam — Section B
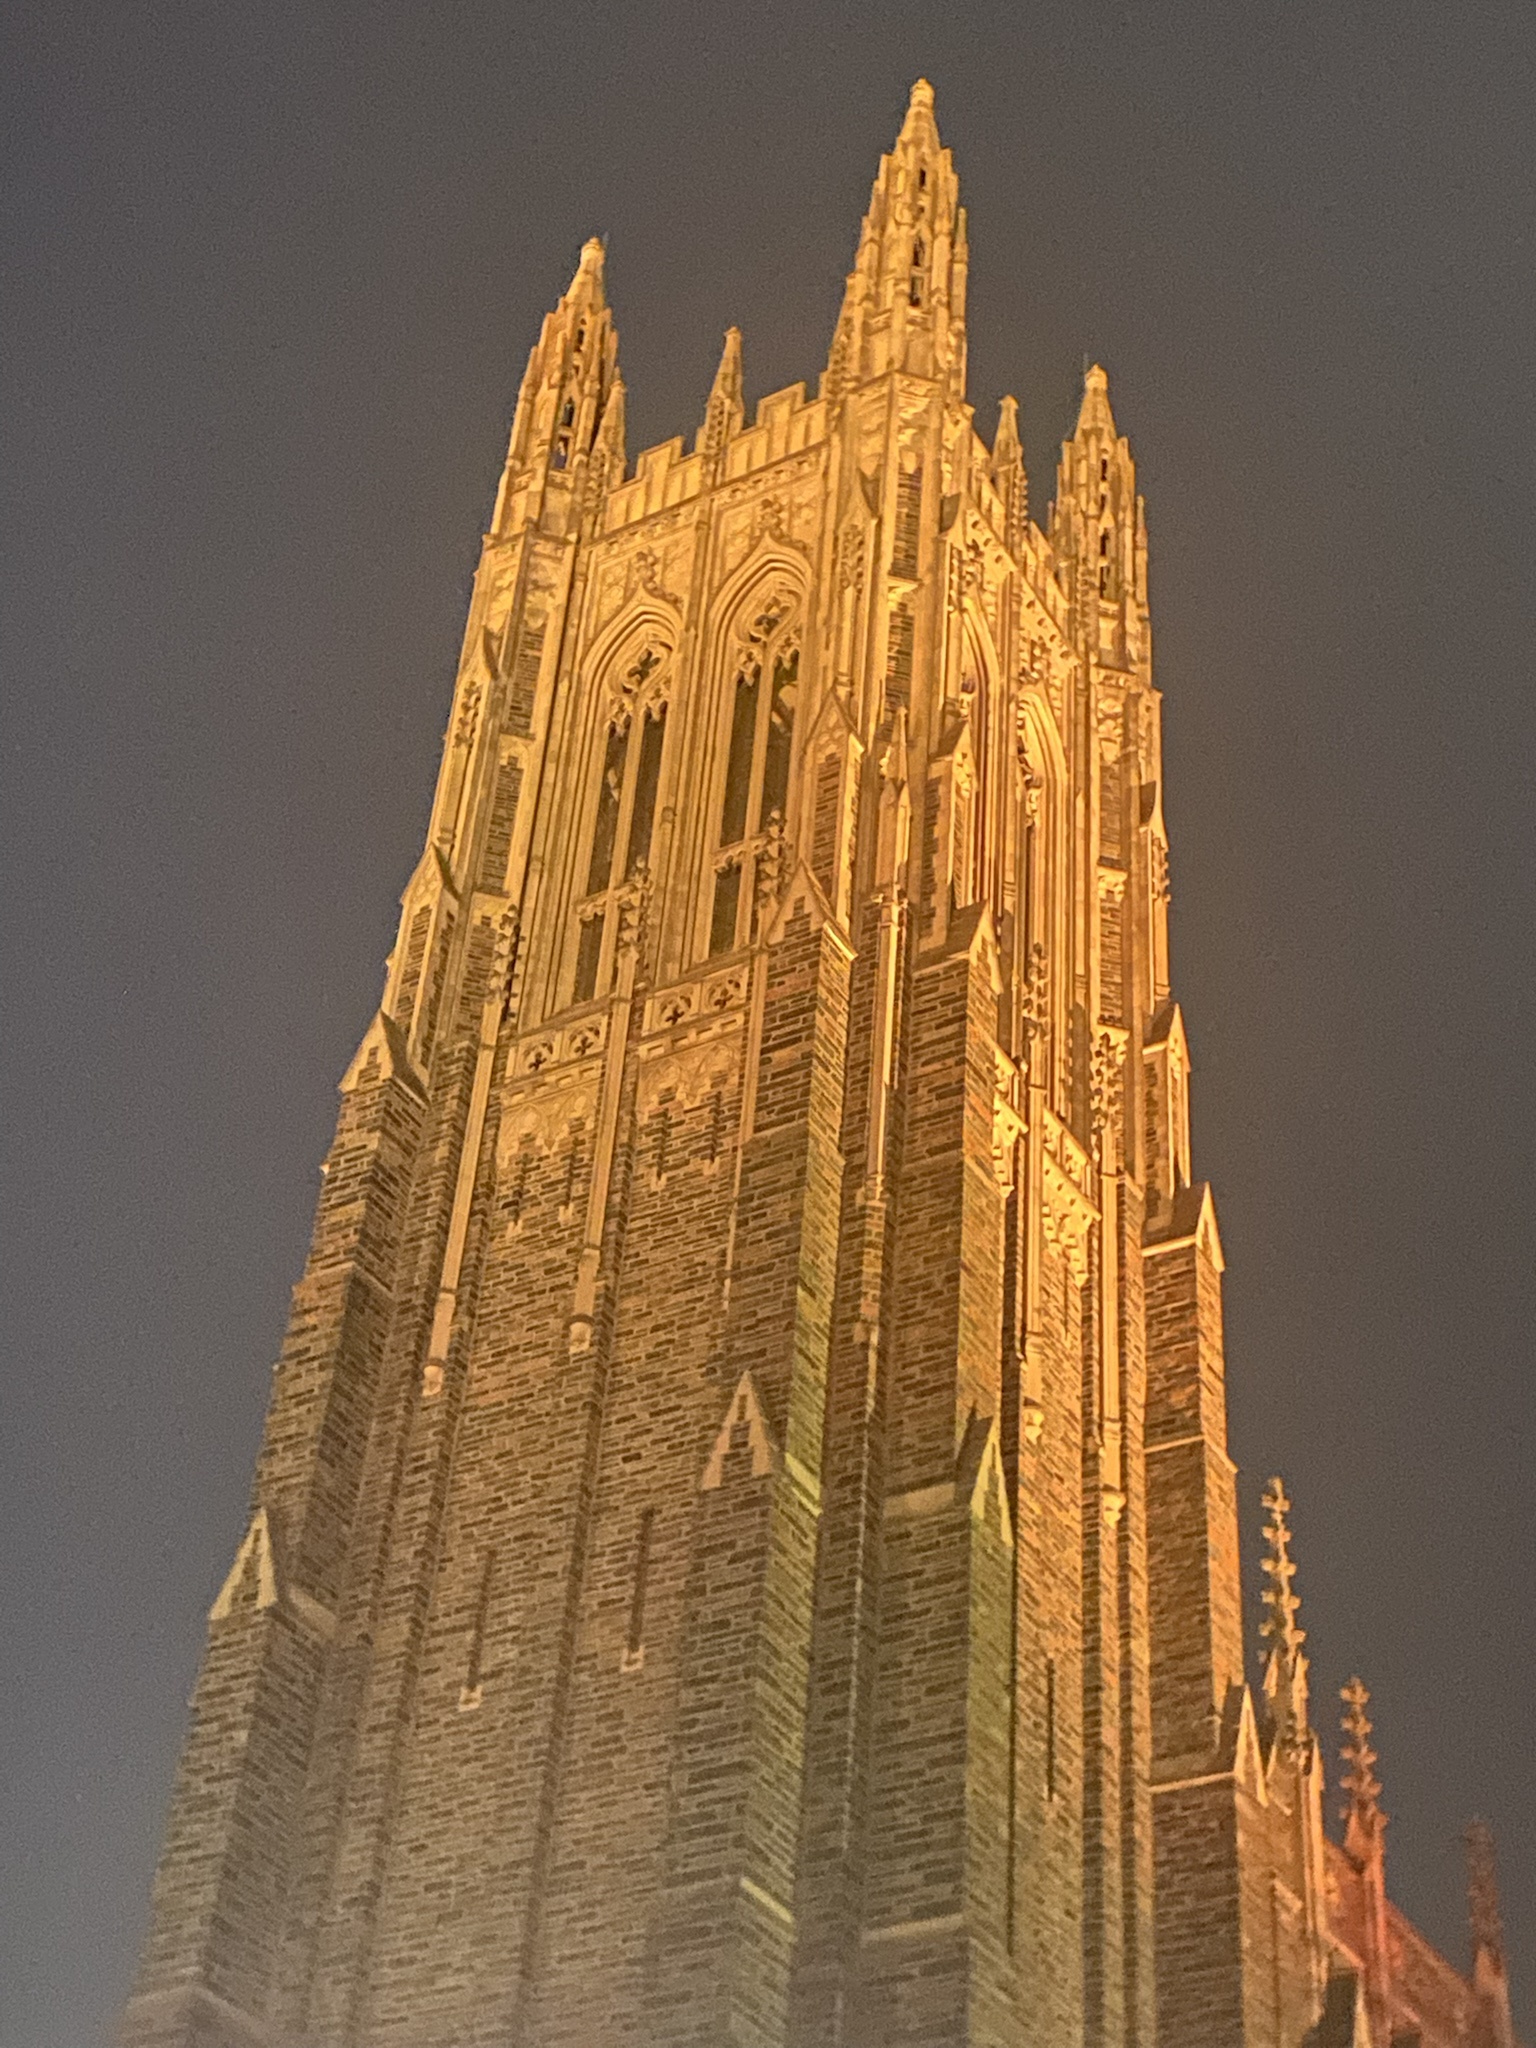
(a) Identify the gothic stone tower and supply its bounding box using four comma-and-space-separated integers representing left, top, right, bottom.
124, 82, 1337, 2048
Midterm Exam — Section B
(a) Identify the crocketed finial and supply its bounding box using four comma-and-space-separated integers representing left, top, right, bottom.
1260, 1477, 1309, 1746
1339, 1676, 1386, 1848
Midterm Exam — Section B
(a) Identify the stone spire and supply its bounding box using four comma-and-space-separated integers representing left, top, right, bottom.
491, 236, 621, 536
1339, 1675, 1394, 2043
1259, 1476, 1310, 1749
1339, 1676, 1386, 1858
1075, 361, 1117, 437
1465, 1820, 1517, 2048
699, 326, 744, 463
826, 79, 967, 388
1050, 361, 1148, 657
991, 394, 1027, 553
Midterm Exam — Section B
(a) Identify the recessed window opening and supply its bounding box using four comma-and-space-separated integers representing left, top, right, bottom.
622, 1507, 655, 1672
459, 1549, 496, 1710
572, 659, 671, 1002
709, 602, 799, 954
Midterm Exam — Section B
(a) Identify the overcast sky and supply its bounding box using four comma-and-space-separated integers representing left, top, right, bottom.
2, 3, 1532, 2041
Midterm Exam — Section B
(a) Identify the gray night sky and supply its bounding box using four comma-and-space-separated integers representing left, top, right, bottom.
2, 3, 1532, 2041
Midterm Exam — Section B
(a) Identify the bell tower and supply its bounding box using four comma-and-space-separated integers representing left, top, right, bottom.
122, 82, 1504, 2048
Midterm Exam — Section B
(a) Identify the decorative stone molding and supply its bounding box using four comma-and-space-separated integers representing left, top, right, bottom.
1042, 1108, 1097, 1283
498, 1072, 601, 1161
510, 1014, 607, 1078
642, 966, 747, 1037
635, 1020, 742, 1118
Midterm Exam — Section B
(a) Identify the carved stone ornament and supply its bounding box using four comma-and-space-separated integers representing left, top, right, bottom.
1152, 836, 1171, 906
511, 1015, 606, 1079
750, 496, 787, 548
1090, 1030, 1125, 1143
454, 677, 484, 749
1041, 1162, 1094, 1285
615, 642, 669, 708
1041, 1110, 1097, 1284
642, 967, 747, 1038
497, 1070, 601, 1164
628, 548, 660, 596
992, 1094, 1025, 1191
753, 811, 788, 917
615, 865, 651, 959
835, 519, 866, 591
635, 1024, 742, 1118
491, 907, 521, 1016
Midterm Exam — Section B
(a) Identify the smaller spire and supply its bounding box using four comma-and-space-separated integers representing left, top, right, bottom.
1075, 361, 1117, 438
1260, 1476, 1310, 1748
898, 77, 939, 142
584, 371, 627, 518
1466, 1819, 1507, 1967
699, 326, 744, 459
570, 236, 605, 290
991, 394, 1027, 547
1465, 1820, 1517, 2048
595, 370, 626, 458
1339, 1677, 1387, 1857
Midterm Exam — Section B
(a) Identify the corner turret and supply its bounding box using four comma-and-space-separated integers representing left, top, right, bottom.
1050, 363, 1149, 670
491, 237, 622, 538
825, 80, 967, 390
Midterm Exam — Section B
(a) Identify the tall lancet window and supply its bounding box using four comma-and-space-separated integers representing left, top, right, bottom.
572, 646, 670, 1003
709, 596, 799, 954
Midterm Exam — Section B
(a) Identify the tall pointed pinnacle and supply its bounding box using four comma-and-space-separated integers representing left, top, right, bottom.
698, 326, 744, 462
991, 394, 1027, 549
1339, 1677, 1387, 1860
493, 235, 621, 536
1260, 1476, 1311, 1749
826, 78, 967, 389
1465, 1820, 1516, 2048
1466, 1819, 1507, 1967
595, 369, 627, 464
567, 235, 606, 304
1075, 361, 1118, 437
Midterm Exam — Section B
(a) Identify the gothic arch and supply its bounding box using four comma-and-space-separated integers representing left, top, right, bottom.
706, 546, 808, 661
560, 604, 682, 1006
579, 600, 681, 712
696, 554, 809, 958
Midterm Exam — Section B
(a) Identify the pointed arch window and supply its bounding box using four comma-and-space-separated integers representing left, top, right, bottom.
571, 647, 670, 1002
709, 597, 799, 954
